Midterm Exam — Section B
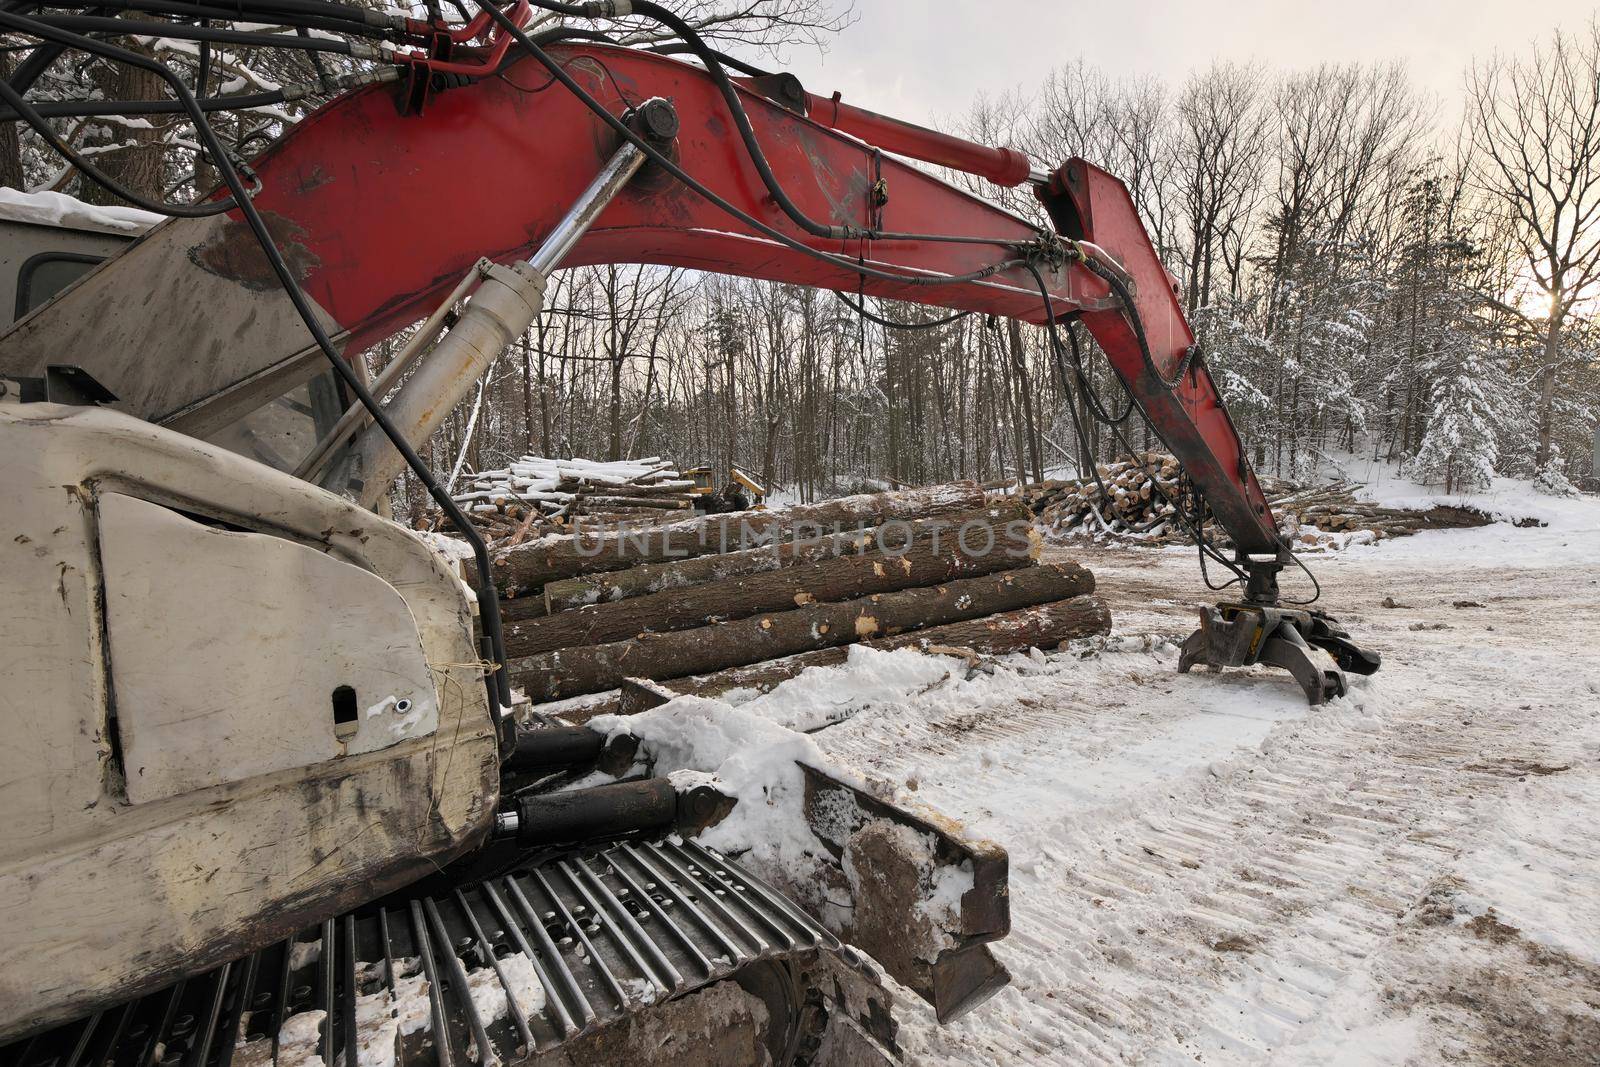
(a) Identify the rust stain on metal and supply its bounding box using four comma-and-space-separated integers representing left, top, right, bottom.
296, 163, 333, 194
188, 211, 321, 292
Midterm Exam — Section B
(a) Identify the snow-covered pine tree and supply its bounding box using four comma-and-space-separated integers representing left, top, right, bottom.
1408, 339, 1505, 494
1533, 443, 1580, 496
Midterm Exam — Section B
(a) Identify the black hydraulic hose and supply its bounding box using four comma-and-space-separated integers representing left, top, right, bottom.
6, 40, 63, 90
477, 0, 1030, 290
45, 0, 396, 37
613, 0, 850, 240
5, 3, 107, 93
196, 28, 208, 94
509, 0, 852, 240
1283, 546, 1322, 605
0, 8, 515, 718
1076, 252, 1199, 391
1048, 257, 1298, 591
0, 73, 248, 214
1064, 317, 1134, 425
300, 25, 335, 91
628, 0, 1037, 248
833, 289, 969, 330
1021, 261, 1132, 427
29, 12, 373, 52
491, 24, 615, 75
1023, 260, 1128, 523
519, 0, 1029, 250
0, 86, 287, 118
1023, 259, 1251, 583
33, 0, 396, 25
645, 39, 770, 78
1040, 296, 1109, 503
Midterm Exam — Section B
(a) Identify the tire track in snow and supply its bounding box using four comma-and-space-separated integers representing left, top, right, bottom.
813, 539, 1600, 1065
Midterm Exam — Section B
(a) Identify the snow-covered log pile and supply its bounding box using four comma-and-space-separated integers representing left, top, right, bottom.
478, 481, 1112, 713
1024, 452, 1183, 538
444, 455, 698, 537
1024, 453, 1494, 551
1269, 482, 1494, 550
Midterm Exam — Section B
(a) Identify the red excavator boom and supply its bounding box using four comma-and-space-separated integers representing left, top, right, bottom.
0, 33, 1376, 701
0, 42, 1277, 556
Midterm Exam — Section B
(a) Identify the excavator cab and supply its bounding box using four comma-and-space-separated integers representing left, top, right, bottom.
0, 193, 139, 325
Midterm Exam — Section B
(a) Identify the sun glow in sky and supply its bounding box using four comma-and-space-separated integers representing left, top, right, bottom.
1509, 279, 1555, 323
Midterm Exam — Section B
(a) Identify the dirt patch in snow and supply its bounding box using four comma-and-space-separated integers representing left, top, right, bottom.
1392, 879, 1600, 1066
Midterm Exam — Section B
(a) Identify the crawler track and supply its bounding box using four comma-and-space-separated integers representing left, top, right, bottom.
2, 838, 841, 1067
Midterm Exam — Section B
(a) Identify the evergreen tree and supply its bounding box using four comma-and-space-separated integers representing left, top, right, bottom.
1408, 341, 1505, 493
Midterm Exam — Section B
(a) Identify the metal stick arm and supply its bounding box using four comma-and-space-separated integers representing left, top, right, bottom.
334, 109, 666, 508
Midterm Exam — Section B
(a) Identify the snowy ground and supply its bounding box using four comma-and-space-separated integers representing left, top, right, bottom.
794, 490, 1600, 1064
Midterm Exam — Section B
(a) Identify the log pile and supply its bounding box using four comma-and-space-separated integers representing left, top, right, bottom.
431, 455, 698, 540
559, 597, 1115, 725
467, 481, 1111, 717
1024, 452, 1183, 539
1023, 453, 1492, 551
1269, 484, 1492, 550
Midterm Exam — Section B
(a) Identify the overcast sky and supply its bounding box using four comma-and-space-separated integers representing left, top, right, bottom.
780, 1, 1598, 131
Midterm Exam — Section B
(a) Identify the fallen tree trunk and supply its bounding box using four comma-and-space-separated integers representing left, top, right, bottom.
876, 594, 1110, 652
503, 510, 1038, 657
493, 481, 986, 596
573, 495, 694, 511
557, 594, 1110, 723
510, 561, 1094, 700
536, 501, 1031, 614
677, 594, 1111, 698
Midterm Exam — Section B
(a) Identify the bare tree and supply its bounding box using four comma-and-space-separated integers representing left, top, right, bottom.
1174, 62, 1269, 311
1464, 17, 1600, 465
1032, 61, 1174, 245
0, 48, 23, 190
609, 0, 855, 57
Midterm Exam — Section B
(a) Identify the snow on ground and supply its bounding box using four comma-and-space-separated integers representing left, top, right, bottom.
1317, 455, 1598, 573
737, 490, 1600, 1065
1318, 448, 1592, 531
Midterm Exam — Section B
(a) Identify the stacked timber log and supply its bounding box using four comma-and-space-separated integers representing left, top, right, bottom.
435, 455, 697, 540
1025, 452, 1183, 539
1023, 453, 1492, 551
479, 481, 1112, 714
1269, 483, 1493, 550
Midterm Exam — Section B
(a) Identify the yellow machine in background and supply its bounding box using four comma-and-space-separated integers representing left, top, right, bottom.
686, 463, 767, 512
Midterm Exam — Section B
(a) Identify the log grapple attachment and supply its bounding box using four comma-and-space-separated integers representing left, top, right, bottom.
1178, 603, 1381, 705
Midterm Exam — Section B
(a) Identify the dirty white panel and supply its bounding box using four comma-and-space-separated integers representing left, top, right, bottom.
97, 492, 439, 804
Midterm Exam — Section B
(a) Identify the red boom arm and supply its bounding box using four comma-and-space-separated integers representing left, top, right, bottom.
0, 41, 1280, 557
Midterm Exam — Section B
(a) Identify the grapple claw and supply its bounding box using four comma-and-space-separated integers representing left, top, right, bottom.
1179, 602, 1372, 706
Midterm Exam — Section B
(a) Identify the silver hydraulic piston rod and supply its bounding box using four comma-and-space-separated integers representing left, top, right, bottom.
337, 98, 678, 507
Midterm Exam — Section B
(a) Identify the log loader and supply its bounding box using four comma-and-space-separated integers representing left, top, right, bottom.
0, 2, 1380, 1063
